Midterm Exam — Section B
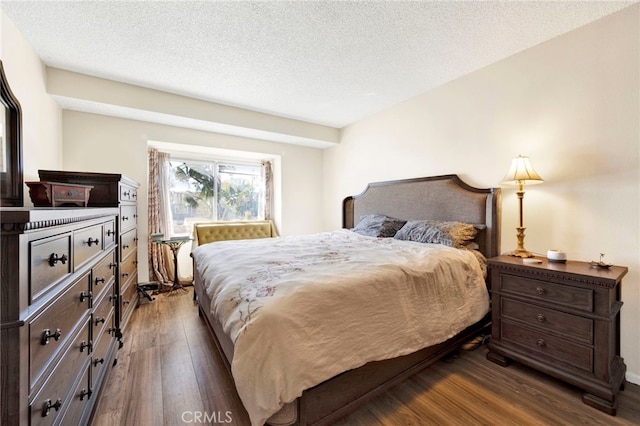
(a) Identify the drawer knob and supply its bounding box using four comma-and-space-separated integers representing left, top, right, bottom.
79, 388, 92, 401
42, 398, 63, 417
80, 340, 93, 352
536, 287, 546, 295
106, 229, 114, 236
95, 277, 106, 285
41, 328, 62, 345
93, 358, 105, 367
95, 317, 105, 326
536, 314, 546, 323
122, 244, 129, 249
108, 327, 117, 335
123, 190, 131, 197
122, 216, 129, 221
109, 262, 117, 269
87, 237, 100, 247
80, 291, 93, 303
536, 339, 546, 348
48, 253, 68, 267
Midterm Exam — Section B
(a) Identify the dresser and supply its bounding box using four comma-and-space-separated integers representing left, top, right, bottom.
1, 208, 119, 425
486, 255, 627, 415
38, 170, 140, 346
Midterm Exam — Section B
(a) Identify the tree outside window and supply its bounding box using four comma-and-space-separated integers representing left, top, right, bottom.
169, 159, 264, 236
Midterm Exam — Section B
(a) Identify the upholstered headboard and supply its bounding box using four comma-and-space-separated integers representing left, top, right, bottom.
343, 175, 501, 258
192, 220, 278, 250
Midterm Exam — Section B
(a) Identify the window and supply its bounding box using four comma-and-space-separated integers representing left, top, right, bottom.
168, 158, 266, 236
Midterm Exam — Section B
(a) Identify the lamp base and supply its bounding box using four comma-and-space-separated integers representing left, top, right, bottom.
507, 226, 534, 258
504, 248, 535, 258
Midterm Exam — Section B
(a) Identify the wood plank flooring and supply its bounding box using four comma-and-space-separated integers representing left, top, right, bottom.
92, 290, 640, 426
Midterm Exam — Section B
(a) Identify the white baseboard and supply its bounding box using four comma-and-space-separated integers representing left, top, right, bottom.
626, 371, 640, 385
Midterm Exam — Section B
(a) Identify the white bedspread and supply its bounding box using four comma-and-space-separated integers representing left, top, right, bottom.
192, 229, 489, 425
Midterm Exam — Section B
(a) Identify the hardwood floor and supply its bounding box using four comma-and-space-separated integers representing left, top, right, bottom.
92, 290, 640, 426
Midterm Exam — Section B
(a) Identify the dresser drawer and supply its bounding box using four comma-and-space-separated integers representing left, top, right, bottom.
120, 228, 137, 261
74, 223, 104, 269
103, 219, 117, 248
30, 232, 72, 303
58, 362, 92, 426
92, 287, 116, 340
120, 281, 138, 329
92, 251, 116, 301
501, 320, 593, 372
502, 298, 593, 344
29, 319, 91, 426
91, 310, 116, 386
119, 204, 137, 233
120, 251, 138, 288
120, 184, 137, 202
29, 272, 91, 389
499, 273, 593, 312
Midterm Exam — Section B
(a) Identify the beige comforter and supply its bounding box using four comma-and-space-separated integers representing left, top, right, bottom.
192, 229, 489, 425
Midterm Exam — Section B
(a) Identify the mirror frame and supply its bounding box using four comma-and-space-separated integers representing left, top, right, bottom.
0, 60, 24, 207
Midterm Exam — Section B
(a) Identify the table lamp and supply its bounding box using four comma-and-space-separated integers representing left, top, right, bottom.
501, 155, 543, 258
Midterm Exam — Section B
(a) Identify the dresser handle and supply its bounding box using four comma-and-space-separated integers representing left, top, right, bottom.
109, 262, 117, 269
122, 216, 129, 221
536, 339, 546, 348
536, 287, 546, 295
93, 358, 105, 367
79, 388, 92, 401
87, 237, 100, 246
123, 190, 131, 197
106, 229, 114, 236
80, 340, 93, 352
122, 272, 129, 278
536, 314, 546, 323
80, 291, 93, 303
41, 328, 62, 345
108, 327, 117, 335
42, 398, 63, 417
122, 244, 129, 249
123, 299, 131, 305
95, 277, 105, 285
48, 253, 68, 267
95, 317, 105, 326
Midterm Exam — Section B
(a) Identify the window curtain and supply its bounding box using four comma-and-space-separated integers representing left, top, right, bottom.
148, 148, 172, 285
262, 160, 273, 220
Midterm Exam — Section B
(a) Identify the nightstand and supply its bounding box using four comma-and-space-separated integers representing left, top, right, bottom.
486, 255, 627, 415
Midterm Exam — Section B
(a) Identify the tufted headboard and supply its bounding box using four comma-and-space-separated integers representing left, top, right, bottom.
192, 220, 278, 250
343, 175, 501, 258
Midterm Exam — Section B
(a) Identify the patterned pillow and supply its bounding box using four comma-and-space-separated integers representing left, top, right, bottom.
352, 214, 407, 237
394, 220, 478, 248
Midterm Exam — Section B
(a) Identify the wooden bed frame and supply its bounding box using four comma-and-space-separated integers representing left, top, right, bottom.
193, 174, 501, 425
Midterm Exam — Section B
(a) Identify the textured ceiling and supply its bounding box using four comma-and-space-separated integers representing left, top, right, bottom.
1, 1, 636, 129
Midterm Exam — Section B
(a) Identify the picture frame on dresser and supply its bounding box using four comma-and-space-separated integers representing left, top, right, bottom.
0, 60, 24, 207
486, 255, 628, 415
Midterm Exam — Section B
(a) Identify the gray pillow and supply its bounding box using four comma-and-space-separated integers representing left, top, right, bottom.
352, 214, 407, 237
394, 220, 478, 248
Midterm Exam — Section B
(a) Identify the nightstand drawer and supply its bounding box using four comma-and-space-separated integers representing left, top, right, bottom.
500, 273, 593, 312
502, 320, 593, 372
502, 298, 593, 344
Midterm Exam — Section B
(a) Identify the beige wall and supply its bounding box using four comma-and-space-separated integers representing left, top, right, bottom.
323, 5, 640, 382
1, 12, 63, 190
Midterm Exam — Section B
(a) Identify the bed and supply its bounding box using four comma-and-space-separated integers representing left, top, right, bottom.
192, 174, 501, 426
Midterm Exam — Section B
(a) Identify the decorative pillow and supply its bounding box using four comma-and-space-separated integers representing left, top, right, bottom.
394, 220, 478, 248
352, 214, 407, 238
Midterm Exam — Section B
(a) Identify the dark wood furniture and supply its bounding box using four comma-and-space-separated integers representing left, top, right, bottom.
193, 174, 501, 425
1, 208, 119, 425
38, 170, 140, 346
486, 255, 627, 415
0, 60, 24, 207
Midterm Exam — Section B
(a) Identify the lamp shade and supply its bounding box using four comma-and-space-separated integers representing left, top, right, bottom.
501, 155, 543, 185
